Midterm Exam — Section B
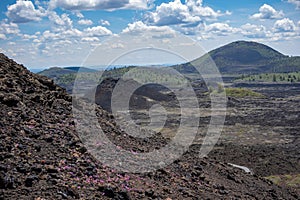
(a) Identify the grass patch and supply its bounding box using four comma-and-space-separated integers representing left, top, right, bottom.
265, 174, 300, 188
287, 175, 300, 187
225, 88, 265, 98
265, 175, 282, 185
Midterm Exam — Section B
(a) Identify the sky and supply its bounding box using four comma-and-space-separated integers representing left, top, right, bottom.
0, 0, 299, 69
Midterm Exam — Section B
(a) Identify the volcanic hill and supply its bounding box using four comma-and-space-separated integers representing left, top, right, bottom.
174, 41, 300, 74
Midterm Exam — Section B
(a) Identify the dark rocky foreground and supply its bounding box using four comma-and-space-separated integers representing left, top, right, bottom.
209, 95, 300, 192
0, 53, 299, 199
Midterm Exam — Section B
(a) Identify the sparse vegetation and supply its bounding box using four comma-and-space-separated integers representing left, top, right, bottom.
48, 66, 189, 92
237, 72, 300, 83
207, 84, 265, 98
225, 88, 265, 98
265, 175, 282, 185
265, 174, 300, 188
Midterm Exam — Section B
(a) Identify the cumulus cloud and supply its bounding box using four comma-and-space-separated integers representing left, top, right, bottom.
81, 37, 100, 42
273, 18, 296, 32
6, 0, 46, 23
0, 34, 7, 40
78, 19, 93, 25
205, 22, 238, 36
0, 20, 20, 39
30, 24, 113, 60
48, 12, 73, 31
145, 0, 228, 26
63, 29, 84, 38
287, 0, 300, 9
186, 0, 224, 19
49, 0, 151, 10
122, 21, 176, 38
250, 4, 284, 20
240, 23, 270, 38
36, 24, 112, 45
84, 26, 113, 37
145, 0, 200, 26
22, 34, 38, 40
42, 30, 61, 41
99, 19, 110, 26
75, 12, 84, 18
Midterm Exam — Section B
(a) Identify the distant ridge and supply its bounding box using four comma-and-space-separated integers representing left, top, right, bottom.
64, 67, 98, 73
38, 67, 76, 79
38, 66, 98, 79
174, 41, 300, 74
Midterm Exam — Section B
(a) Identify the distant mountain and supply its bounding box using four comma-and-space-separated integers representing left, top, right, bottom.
174, 41, 300, 74
64, 67, 98, 73
38, 67, 76, 79
38, 66, 98, 79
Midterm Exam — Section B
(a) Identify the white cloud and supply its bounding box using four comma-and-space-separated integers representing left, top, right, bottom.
48, 12, 73, 31
78, 19, 93, 25
186, 0, 225, 19
6, 0, 46, 23
250, 4, 284, 20
111, 43, 125, 49
267, 31, 298, 42
240, 23, 270, 38
53, 40, 73, 47
239, 20, 299, 41
181, 22, 239, 40
205, 22, 238, 36
33, 38, 41, 43
75, 11, 84, 18
0, 34, 7, 40
34, 23, 112, 49
22, 34, 38, 40
122, 21, 176, 38
8, 42, 16, 45
287, 0, 300, 9
49, 0, 151, 10
145, 0, 228, 26
273, 18, 296, 32
84, 26, 113, 37
100, 19, 110, 26
39, 29, 82, 43
81, 37, 100, 42
146, 0, 200, 26
174, 24, 202, 36
42, 30, 60, 40
0, 20, 20, 38
63, 28, 83, 37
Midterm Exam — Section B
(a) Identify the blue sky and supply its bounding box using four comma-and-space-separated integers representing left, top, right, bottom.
0, 0, 299, 68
